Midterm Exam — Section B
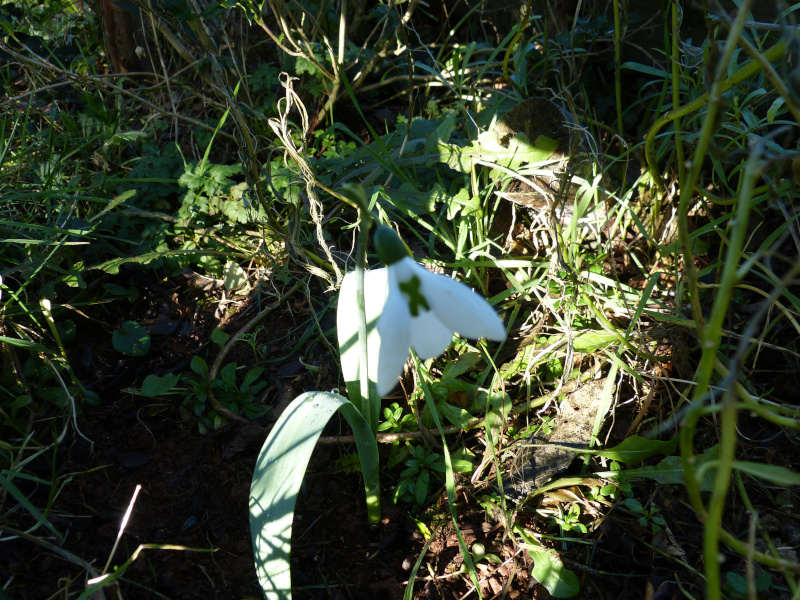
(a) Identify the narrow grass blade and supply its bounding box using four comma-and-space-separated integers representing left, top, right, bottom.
412, 352, 482, 597
0, 472, 63, 542
403, 522, 442, 600
0, 336, 56, 353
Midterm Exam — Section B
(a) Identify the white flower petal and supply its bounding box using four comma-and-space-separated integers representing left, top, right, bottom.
408, 260, 507, 342
376, 270, 412, 395
337, 271, 360, 382
337, 268, 390, 384
338, 255, 505, 397
387, 258, 452, 357
408, 306, 456, 359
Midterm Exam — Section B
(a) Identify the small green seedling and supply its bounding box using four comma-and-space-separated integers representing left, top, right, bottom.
550, 503, 588, 535
394, 443, 446, 506
378, 402, 416, 433
624, 498, 666, 534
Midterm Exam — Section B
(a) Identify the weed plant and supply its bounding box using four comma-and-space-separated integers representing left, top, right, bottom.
1, 0, 800, 598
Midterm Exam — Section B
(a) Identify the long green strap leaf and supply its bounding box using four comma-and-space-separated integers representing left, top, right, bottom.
249, 391, 379, 600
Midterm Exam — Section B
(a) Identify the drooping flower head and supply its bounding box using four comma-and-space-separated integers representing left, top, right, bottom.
337, 226, 506, 396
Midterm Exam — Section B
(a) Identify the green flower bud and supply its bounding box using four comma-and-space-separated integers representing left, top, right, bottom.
374, 226, 408, 266
472, 543, 486, 561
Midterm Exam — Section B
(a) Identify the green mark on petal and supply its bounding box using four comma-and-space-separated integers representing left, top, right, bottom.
399, 275, 430, 317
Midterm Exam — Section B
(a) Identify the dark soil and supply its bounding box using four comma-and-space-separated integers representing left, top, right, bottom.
4, 394, 699, 599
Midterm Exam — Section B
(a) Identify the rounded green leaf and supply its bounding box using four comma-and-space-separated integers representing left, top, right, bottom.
211, 327, 230, 348
141, 373, 180, 397
223, 261, 247, 291
113, 321, 151, 356
529, 547, 580, 597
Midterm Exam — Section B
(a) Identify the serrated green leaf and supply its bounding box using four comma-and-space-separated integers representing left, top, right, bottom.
445, 188, 479, 220
88, 249, 221, 274
208, 163, 242, 181
733, 461, 800, 486
594, 435, 678, 465
178, 167, 206, 191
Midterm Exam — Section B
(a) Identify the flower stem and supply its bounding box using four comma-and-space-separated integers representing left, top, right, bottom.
356, 216, 373, 428
341, 184, 381, 523
342, 184, 378, 432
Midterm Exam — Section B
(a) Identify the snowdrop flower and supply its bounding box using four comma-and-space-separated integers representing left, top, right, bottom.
338, 226, 506, 396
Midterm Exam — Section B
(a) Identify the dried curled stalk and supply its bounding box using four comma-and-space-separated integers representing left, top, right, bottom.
268, 75, 343, 289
